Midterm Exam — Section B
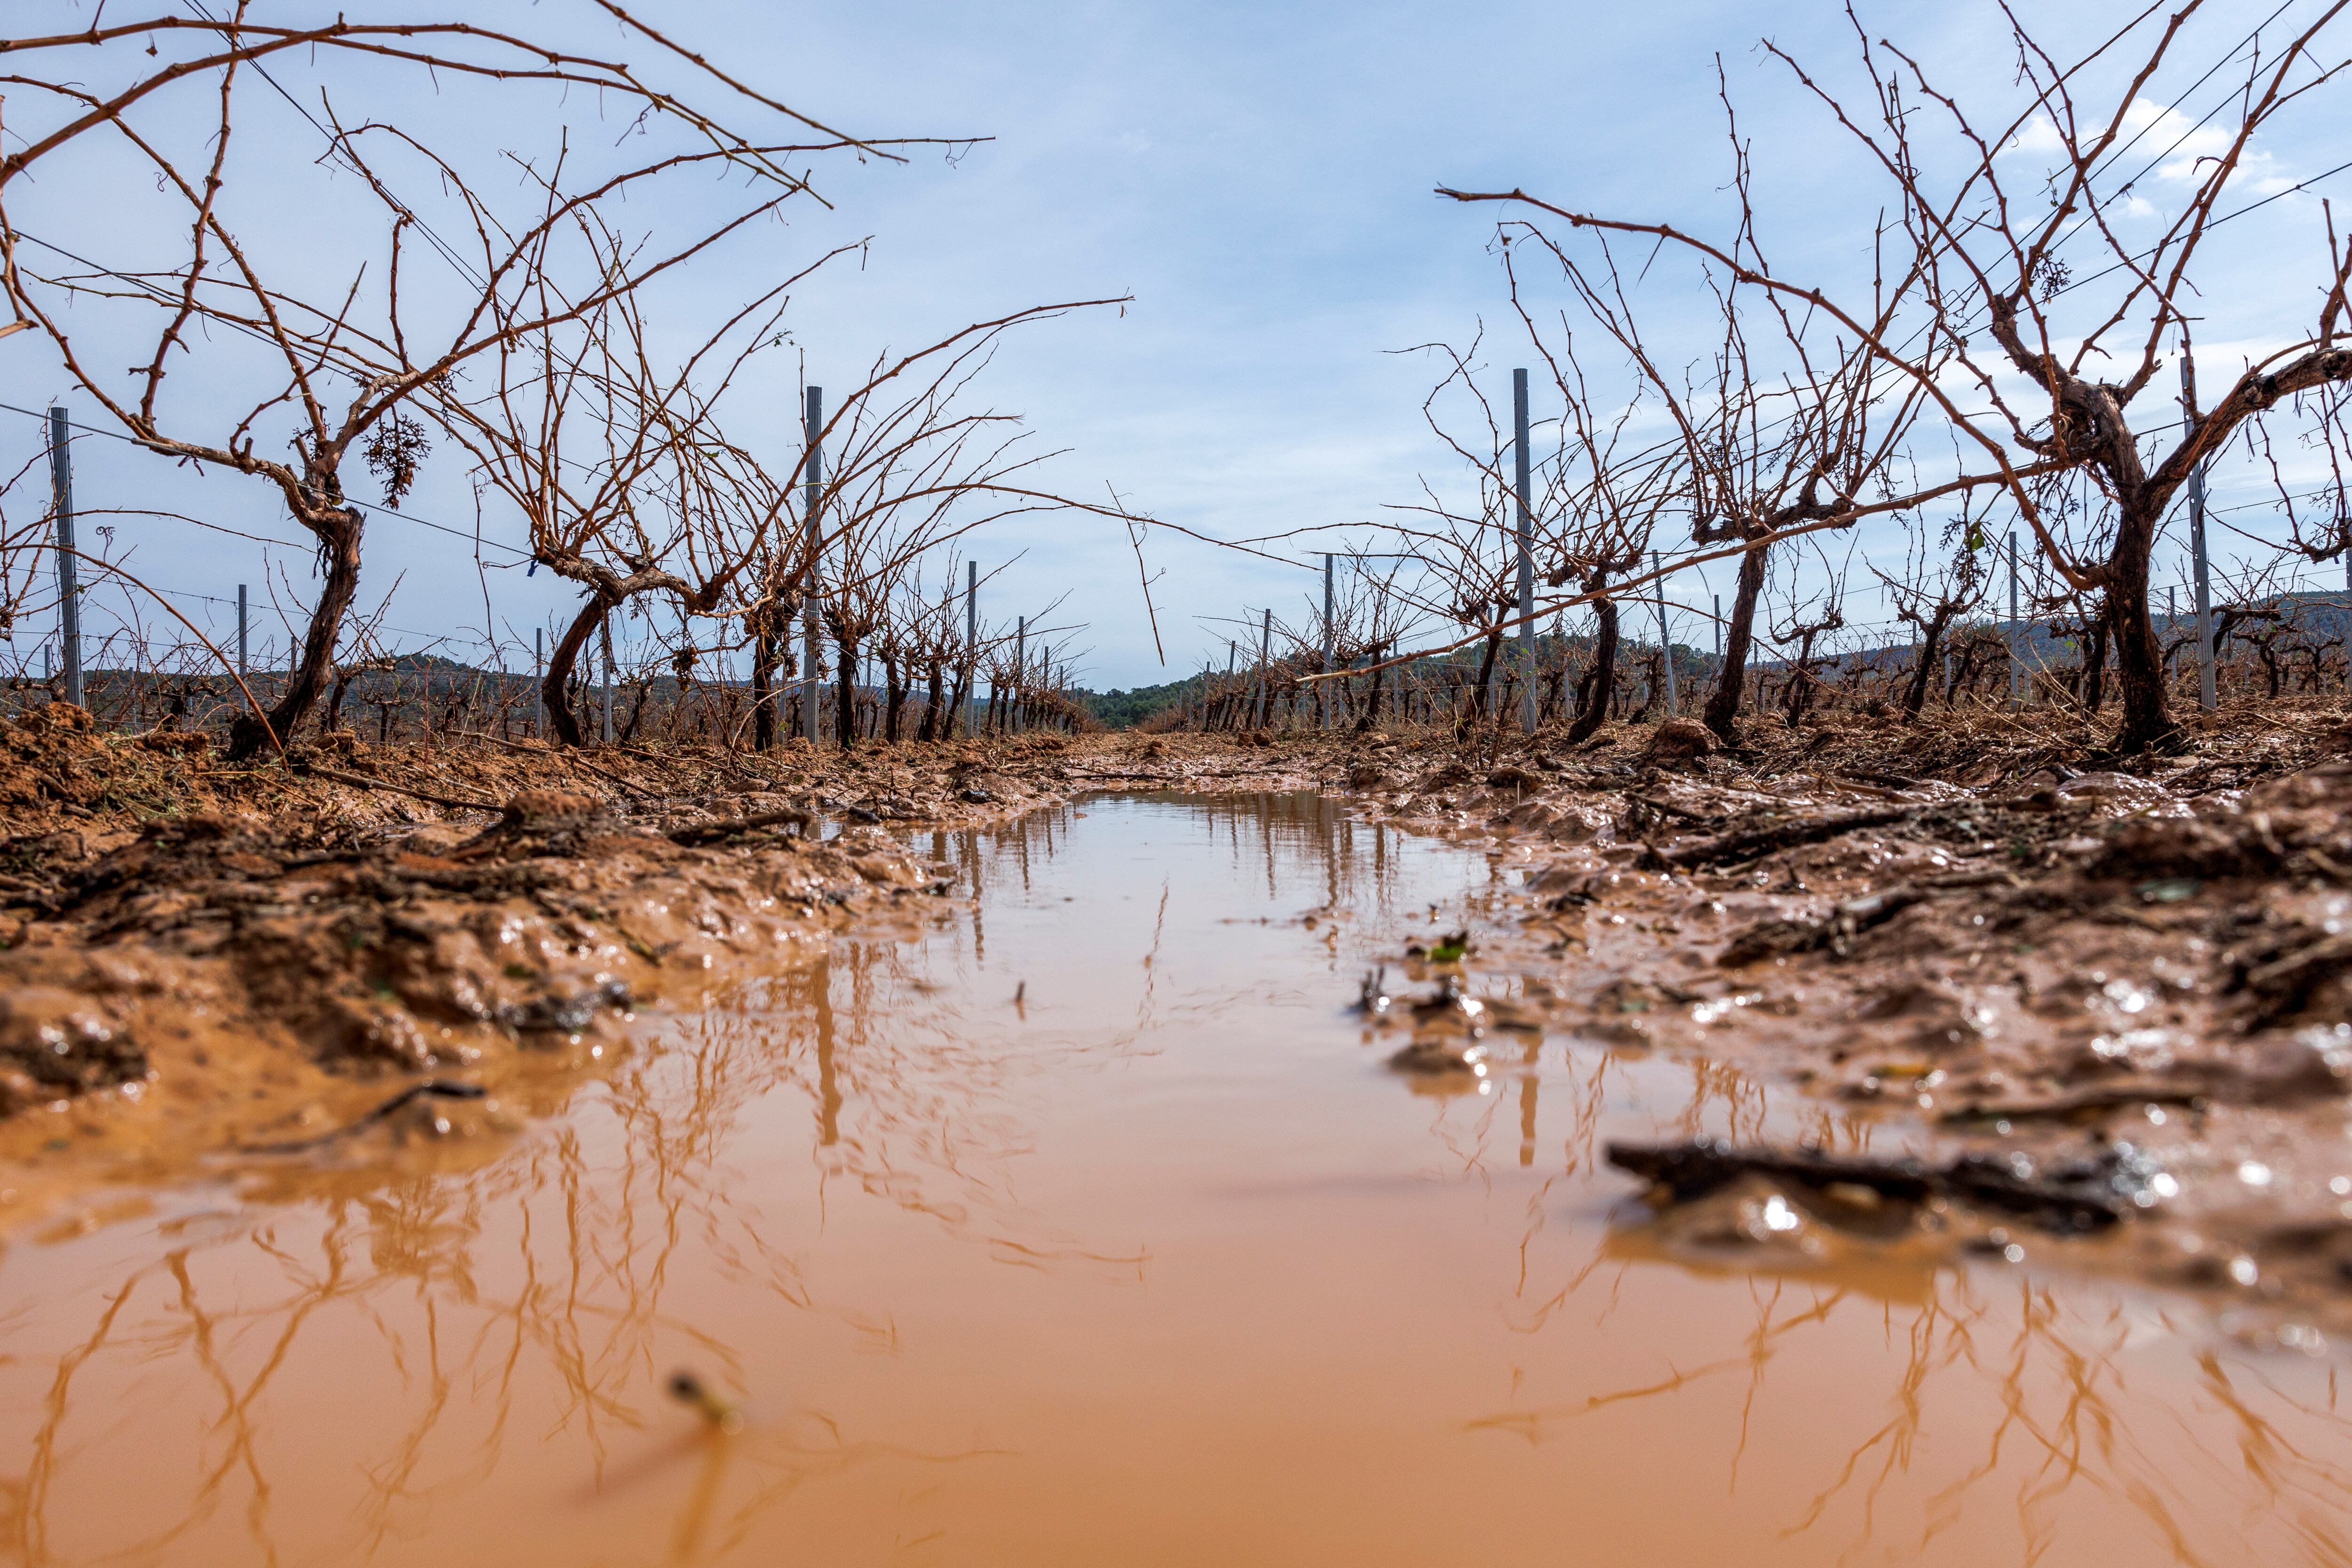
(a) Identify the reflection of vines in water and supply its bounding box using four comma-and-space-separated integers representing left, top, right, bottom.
1671, 1057, 1778, 1148
774, 794, 1463, 1273
0, 790, 1597, 1564
743, 942, 1149, 1275
0, 922, 1072, 1565
1136, 792, 1471, 933
1474, 1236, 2352, 1566
2189, 1349, 2352, 1563
1500, 1045, 1861, 1338
1458, 1035, 2352, 1564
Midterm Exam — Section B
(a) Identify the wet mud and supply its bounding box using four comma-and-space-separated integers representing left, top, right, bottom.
0, 716, 1099, 1218
3, 705, 2352, 1562
1324, 706, 2352, 1345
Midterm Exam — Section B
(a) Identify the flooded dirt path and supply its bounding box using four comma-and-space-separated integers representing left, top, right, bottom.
3, 792, 2347, 1567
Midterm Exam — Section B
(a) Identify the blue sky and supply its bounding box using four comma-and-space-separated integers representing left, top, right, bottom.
6, 0, 2348, 690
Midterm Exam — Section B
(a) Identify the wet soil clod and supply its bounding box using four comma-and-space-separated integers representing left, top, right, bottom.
1605, 1138, 2168, 1235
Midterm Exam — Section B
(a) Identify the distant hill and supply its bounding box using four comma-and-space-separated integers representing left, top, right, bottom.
1080, 678, 1200, 729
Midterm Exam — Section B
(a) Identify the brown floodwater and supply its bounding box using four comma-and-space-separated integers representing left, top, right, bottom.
3, 791, 2349, 1567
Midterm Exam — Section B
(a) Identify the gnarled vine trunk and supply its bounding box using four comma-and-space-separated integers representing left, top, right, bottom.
2106, 505, 2168, 750
834, 622, 860, 750
539, 594, 614, 747
2082, 597, 2111, 714
1702, 535, 1768, 743
1565, 593, 1618, 745
228, 506, 363, 759
1456, 629, 1502, 740
750, 604, 787, 751
883, 651, 907, 742
917, 659, 945, 742
1901, 605, 1958, 720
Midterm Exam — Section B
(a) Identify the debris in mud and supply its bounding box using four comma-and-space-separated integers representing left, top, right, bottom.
1405, 930, 1469, 963
1606, 1138, 2173, 1235
667, 1370, 747, 1434
504, 980, 637, 1039
1374, 968, 1547, 1078
1938, 1082, 2205, 1125
2240, 930, 2352, 1024
1371, 972, 1492, 1077
241, 1078, 489, 1154
1408, 971, 1486, 1029
1665, 805, 1924, 869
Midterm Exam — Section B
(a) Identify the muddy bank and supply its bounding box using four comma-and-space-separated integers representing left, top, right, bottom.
1299, 699, 2352, 1342
0, 710, 1125, 1212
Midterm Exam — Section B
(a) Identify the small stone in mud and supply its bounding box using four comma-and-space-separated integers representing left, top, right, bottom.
1408, 971, 1484, 1027
1682, 1185, 1826, 1254
1641, 717, 1717, 764
1386, 1037, 1485, 1076
1717, 917, 1820, 967
503, 979, 634, 1039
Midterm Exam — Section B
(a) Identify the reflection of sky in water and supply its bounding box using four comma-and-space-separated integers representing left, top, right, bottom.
0, 792, 2345, 1568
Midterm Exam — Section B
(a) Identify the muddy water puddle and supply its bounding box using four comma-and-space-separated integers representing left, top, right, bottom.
3, 792, 2348, 1566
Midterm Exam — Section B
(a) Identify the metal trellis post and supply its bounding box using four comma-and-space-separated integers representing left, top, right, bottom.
2181, 357, 2216, 713
1514, 369, 1536, 734
2008, 532, 2022, 706
802, 385, 825, 742
1252, 607, 1270, 729
1321, 552, 1334, 730
1653, 548, 1676, 718
47, 407, 81, 710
